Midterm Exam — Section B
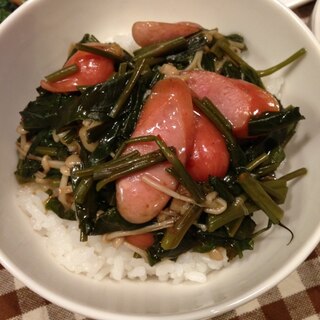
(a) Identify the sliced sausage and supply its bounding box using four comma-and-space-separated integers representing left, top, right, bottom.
116, 78, 194, 224
41, 50, 114, 92
182, 70, 280, 138
186, 110, 230, 181
132, 21, 201, 47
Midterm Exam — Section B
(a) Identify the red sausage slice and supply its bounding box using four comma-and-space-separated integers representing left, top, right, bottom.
132, 21, 202, 47
116, 78, 194, 224
40, 50, 114, 93
182, 70, 280, 138
125, 233, 155, 250
186, 110, 230, 181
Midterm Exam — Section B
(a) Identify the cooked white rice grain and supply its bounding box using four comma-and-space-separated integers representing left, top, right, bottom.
17, 185, 228, 283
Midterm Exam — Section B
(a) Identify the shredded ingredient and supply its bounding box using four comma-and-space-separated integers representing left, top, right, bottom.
41, 155, 51, 174
79, 125, 99, 152
65, 154, 82, 169
157, 208, 180, 222
53, 130, 81, 153
170, 198, 191, 215
16, 125, 31, 158
103, 219, 175, 242
123, 241, 149, 261
79, 120, 103, 153
184, 50, 204, 71
142, 175, 227, 214
208, 247, 226, 261
142, 175, 196, 204
204, 192, 227, 215
112, 237, 125, 248
159, 63, 180, 77
34, 172, 48, 185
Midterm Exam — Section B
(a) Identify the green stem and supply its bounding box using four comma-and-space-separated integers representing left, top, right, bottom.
74, 177, 93, 205
161, 204, 203, 250
215, 38, 248, 67
207, 194, 251, 232
133, 37, 188, 60
118, 62, 128, 75
238, 172, 283, 224
45, 64, 78, 82
279, 167, 307, 182
252, 220, 273, 238
73, 151, 140, 178
216, 38, 265, 88
74, 43, 126, 63
155, 135, 205, 203
94, 148, 167, 181
257, 48, 306, 77
109, 58, 146, 118
193, 97, 247, 168
260, 179, 288, 204
95, 148, 170, 191
115, 135, 205, 203
226, 217, 244, 237
34, 146, 58, 157
246, 153, 269, 172
114, 136, 157, 158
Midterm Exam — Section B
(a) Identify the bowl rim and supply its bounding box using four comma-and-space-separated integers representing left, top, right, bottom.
0, 0, 320, 319
311, 0, 320, 41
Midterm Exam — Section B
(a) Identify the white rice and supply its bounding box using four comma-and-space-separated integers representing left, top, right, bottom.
16, 185, 229, 284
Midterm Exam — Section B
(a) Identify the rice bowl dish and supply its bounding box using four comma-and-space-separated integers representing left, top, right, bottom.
15, 15, 307, 283
13, 16, 305, 283
0, 0, 320, 319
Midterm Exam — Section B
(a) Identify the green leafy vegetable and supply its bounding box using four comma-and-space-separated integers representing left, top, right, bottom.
15, 158, 41, 183
45, 197, 76, 220
248, 106, 305, 136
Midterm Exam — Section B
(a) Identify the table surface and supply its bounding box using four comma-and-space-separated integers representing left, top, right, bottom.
1, 1, 319, 320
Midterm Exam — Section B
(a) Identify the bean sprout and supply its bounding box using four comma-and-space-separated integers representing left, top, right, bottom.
184, 50, 204, 71
142, 175, 227, 215
103, 219, 175, 242
79, 120, 102, 152
58, 174, 71, 208
159, 63, 180, 77
204, 192, 227, 215
142, 175, 196, 204
53, 130, 81, 153
112, 237, 124, 248
123, 241, 148, 261
41, 155, 51, 174
208, 247, 226, 261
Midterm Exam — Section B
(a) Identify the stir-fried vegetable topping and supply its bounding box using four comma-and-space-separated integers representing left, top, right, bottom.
15, 23, 307, 265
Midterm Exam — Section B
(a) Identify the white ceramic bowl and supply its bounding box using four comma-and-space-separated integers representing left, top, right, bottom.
312, 0, 320, 41
280, 0, 312, 9
1, 0, 320, 319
